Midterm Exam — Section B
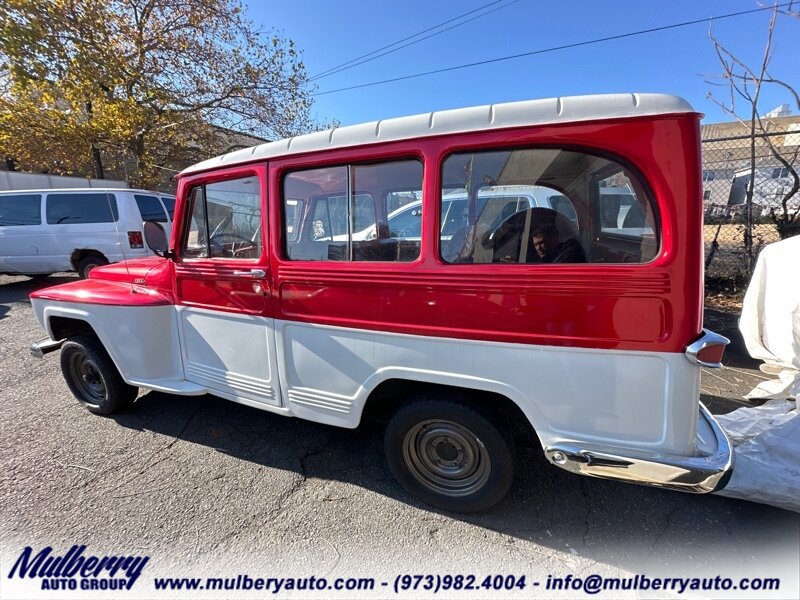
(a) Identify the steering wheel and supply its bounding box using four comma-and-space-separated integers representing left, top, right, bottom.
209, 233, 256, 258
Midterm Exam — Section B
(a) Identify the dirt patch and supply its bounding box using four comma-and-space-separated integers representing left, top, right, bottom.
704, 223, 780, 279
705, 291, 744, 313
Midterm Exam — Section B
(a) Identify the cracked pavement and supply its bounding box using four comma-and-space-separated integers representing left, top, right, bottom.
1, 274, 798, 597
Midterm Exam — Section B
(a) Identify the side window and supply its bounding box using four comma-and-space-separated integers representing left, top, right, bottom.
45, 193, 118, 224
440, 149, 657, 264
183, 187, 208, 258
134, 194, 168, 222
181, 176, 262, 259
0, 194, 41, 226
283, 159, 422, 262
160, 196, 176, 220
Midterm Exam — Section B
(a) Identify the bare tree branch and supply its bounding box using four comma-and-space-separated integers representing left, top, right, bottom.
706, 0, 800, 252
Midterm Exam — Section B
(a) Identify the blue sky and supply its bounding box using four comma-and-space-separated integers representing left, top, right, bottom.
247, 1, 799, 127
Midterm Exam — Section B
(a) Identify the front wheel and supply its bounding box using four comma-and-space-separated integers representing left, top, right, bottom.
385, 396, 515, 512
60, 334, 138, 415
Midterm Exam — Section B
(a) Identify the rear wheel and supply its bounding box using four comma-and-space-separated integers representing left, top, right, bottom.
60, 334, 138, 415
76, 255, 107, 278
385, 395, 515, 512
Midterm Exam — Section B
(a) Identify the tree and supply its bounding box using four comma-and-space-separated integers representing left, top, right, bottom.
706, 0, 800, 264
0, 0, 322, 188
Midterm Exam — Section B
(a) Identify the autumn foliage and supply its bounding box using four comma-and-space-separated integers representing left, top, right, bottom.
0, 0, 318, 188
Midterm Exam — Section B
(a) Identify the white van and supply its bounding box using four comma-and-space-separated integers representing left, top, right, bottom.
0, 188, 175, 278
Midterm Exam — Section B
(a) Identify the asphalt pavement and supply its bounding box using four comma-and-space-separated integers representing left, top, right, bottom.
1, 274, 798, 599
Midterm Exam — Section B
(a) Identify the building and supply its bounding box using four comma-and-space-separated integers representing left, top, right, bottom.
701, 113, 800, 219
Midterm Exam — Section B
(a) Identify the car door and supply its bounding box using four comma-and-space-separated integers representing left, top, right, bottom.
173, 165, 281, 407
0, 192, 48, 272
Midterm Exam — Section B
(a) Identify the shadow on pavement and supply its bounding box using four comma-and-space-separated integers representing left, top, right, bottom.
110, 390, 799, 576
0, 274, 77, 305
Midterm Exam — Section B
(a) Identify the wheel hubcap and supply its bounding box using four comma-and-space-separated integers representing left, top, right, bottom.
403, 419, 491, 497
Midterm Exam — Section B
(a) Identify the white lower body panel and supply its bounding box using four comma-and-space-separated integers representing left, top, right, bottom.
275, 319, 699, 455
177, 306, 280, 407
31, 300, 700, 457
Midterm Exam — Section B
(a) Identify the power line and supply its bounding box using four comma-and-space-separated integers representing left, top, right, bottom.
312, 0, 521, 82
310, 0, 517, 82
313, 2, 794, 97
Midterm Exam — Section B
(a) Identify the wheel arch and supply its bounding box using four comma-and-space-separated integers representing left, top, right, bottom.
41, 306, 129, 384
49, 315, 98, 341
69, 249, 109, 272
357, 370, 544, 450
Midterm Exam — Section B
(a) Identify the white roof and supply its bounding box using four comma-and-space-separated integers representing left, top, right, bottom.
181, 93, 694, 176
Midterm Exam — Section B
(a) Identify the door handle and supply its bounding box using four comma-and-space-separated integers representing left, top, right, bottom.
232, 269, 266, 278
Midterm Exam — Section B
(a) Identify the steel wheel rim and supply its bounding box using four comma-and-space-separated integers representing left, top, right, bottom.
69, 352, 107, 405
402, 419, 491, 497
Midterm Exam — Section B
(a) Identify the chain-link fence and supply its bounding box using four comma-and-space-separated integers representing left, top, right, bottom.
701, 129, 799, 285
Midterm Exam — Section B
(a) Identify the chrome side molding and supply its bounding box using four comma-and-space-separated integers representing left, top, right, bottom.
544, 404, 733, 494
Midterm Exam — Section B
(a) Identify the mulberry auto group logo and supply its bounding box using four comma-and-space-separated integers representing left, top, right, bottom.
7, 545, 149, 591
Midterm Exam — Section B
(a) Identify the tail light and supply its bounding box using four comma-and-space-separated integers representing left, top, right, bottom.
128, 231, 144, 249
685, 330, 730, 368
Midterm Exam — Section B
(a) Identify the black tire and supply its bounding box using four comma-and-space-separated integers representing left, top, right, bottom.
385, 395, 515, 513
76, 255, 107, 278
60, 334, 138, 415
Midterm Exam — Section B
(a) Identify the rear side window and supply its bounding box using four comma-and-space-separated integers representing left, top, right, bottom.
440, 148, 657, 265
160, 196, 175, 219
45, 193, 119, 224
0, 194, 41, 226
134, 194, 168, 222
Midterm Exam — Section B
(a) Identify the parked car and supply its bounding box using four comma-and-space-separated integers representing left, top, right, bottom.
0, 188, 175, 278
318, 184, 640, 243
348, 185, 579, 242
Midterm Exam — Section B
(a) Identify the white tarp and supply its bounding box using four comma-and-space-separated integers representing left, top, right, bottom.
714, 399, 799, 512
738, 234, 800, 400
713, 235, 800, 512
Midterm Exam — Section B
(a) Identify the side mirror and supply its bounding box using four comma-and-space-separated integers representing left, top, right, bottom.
143, 220, 173, 259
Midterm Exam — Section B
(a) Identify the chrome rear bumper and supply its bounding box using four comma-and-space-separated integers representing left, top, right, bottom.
544, 403, 733, 493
